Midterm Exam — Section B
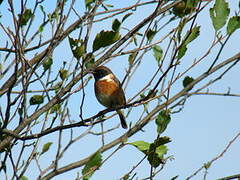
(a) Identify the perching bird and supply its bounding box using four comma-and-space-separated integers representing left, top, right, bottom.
92, 66, 128, 129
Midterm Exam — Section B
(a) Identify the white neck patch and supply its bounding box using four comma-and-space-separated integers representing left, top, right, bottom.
99, 74, 114, 82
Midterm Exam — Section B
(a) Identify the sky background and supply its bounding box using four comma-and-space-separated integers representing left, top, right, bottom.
0, 0, 240, 180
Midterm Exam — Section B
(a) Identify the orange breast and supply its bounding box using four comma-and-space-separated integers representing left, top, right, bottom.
95, 79, 118, 96
94, 78, 126, 108
95, 79, 119, 107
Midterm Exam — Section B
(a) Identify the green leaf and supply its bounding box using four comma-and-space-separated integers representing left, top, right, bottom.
146, 29, 157, 41
209, 0, 230, 31
59, 69, 68, 80
154, 136, 171, 147
50, 104, 61, 114
183, 76, 194, 91
147, 150, 162, 168
29, 95, 44, 105
128, 52, 137, 66
68, 37, 85, 59
173, 0, 199, 17
41, 142, 53, 155
147, 143, 168, 168
39, 5, 45, 15
82, 152, 102, 180
155, 145, 168, 158
177, 45, 187, 60
68, 36, 78, 47
155, 110, 171, 134
20, 176, 28, 180
92, 30, 121, 52
38, 25, 44, 33
47, 9, 59, 22
177, 45, 187, 59
173, 1, 187, 17
152, 45, 163, 63
42, 57, 53, 71
183, 26, 200, 45
112, 19, 121, 32
74, 45, 85, 59
204, 161, 211, 169
227, 16, 240, 35
178, 26, 200, 59
84, 53, 95, 69
122, 13, 133, 22
85, 0, 95, 7
18, 9, 33, 27
177, 19, 187, 42
147, 137, 169, 168
128, 141, 150, 154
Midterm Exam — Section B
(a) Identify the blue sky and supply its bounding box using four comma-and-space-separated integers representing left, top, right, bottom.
0, 0, 240, 180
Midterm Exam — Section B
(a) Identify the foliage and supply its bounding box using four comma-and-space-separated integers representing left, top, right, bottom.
0, 0, 239, 180
82, 152, 102, 180
92, 30, 121, 52
209, 0, 230, 31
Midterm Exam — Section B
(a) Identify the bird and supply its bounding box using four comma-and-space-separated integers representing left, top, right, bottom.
92, 66, 128, 129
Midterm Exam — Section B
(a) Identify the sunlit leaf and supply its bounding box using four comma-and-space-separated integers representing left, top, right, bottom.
209, 0, 230, 31
41, 142, 53, 155
82, 152, 102, 180
128, 141, 150, 154
227, 16, 240, 35
177, 45, 187, 60
155, 145, 168, 158
20, 176, 28, 180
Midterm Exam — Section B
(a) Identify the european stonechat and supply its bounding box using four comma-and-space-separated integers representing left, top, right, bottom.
92, 66, 128, 129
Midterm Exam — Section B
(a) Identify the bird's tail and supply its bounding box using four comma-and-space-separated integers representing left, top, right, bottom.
117, 110, 128, 129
